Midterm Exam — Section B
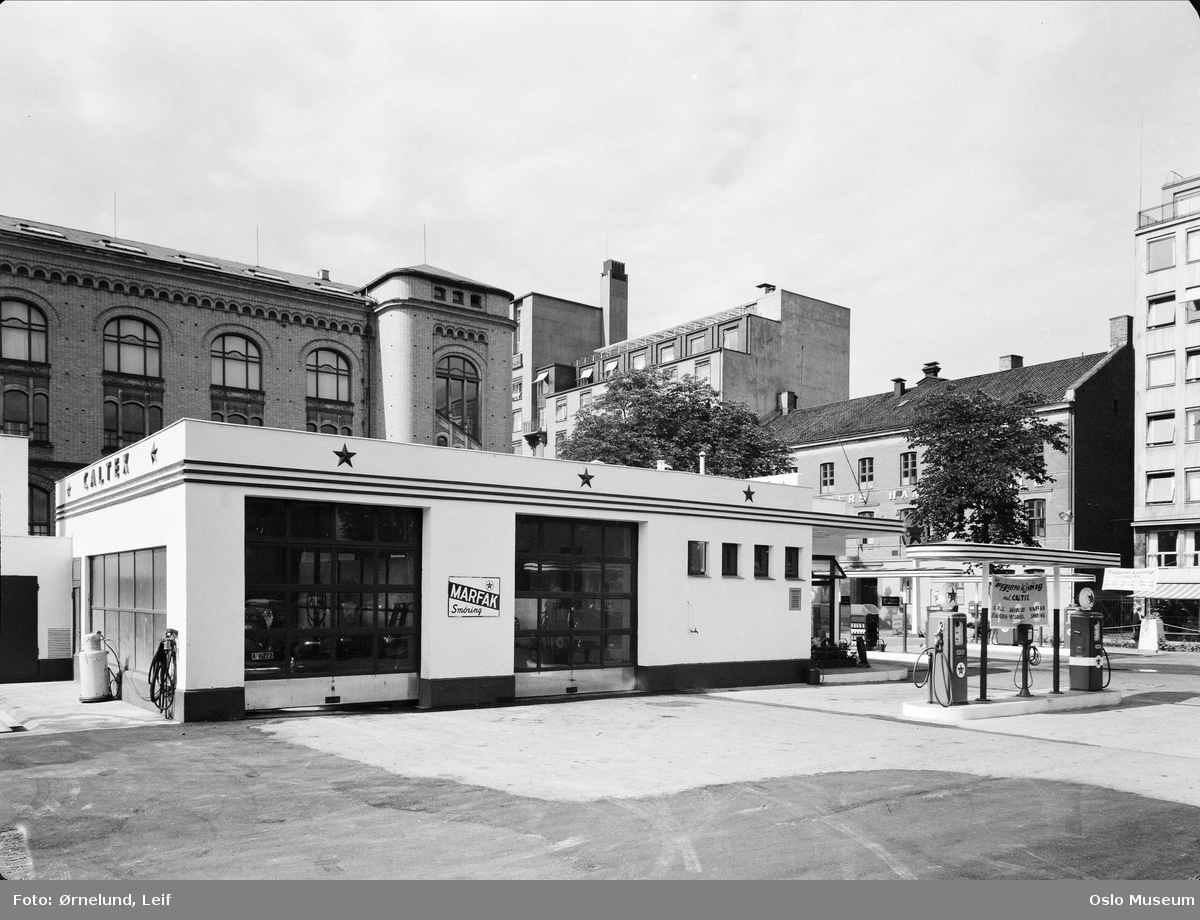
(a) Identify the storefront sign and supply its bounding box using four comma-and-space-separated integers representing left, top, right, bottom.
81, 453, 132, 492
447, 577, 501, 617
1102, 568, 1157, 593
990, 576, 1047, 624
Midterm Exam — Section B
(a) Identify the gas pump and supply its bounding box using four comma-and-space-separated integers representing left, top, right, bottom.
914, 612, 970, 706
1069, 607, 1108, 691
1015, 623, 1035, 697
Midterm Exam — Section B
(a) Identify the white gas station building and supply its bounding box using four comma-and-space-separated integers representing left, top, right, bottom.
36, 421, 903, 721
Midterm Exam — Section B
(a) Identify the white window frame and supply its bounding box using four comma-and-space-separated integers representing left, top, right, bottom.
1147, 413, 1176, 446
1148, 295, 1176, 329
1148, 352, 1175, 388
1146, 471, 1176, 504
1149, 235, 1176, 272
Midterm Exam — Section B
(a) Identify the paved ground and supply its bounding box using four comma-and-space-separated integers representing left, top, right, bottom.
1, 649, 1198, 879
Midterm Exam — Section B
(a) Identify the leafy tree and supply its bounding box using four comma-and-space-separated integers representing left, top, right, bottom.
556, 368, 794, 478
906, 387, 1068, 546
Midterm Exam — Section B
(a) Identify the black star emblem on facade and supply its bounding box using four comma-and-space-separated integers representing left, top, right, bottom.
743, 486, 755, 502
334, 444, 356, 467
579, 469, 594, 488
150, 444, 158, 463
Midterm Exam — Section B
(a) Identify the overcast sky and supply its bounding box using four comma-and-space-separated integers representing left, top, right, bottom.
2, 1, 1198, 397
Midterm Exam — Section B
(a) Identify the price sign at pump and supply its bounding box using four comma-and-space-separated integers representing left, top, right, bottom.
990, 576, 1048, 625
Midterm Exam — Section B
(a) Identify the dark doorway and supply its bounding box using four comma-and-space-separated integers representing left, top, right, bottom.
0, 576, 40, 682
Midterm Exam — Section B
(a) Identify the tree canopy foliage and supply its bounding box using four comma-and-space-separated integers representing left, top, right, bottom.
556, 368, 795, 478
906, 387, 1068, 546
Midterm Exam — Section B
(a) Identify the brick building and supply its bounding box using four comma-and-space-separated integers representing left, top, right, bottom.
0, 215, 514, 534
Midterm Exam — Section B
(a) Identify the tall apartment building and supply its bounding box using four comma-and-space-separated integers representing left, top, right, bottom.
515, 267, 852, 459
1133, 172, 1200, 635
0, 215, 513, 534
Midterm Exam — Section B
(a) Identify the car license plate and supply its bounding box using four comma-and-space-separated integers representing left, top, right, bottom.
251, 651, 274, 661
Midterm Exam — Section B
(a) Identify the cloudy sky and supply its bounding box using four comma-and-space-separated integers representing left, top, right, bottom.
2, 1, 1198, 397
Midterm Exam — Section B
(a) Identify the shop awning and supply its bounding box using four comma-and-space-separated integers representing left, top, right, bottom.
1133, 583, 1200, 600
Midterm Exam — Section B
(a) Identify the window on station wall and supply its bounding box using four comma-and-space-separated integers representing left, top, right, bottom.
89, 547, 167, 677
687, 540, 708, 576
721, 542, 739, 577
1024, 498, 1046, 540
753, 545, 770, 578
29, 484, 52, 535
900, 451, 919, 485
435, 354, 480, 442
243, 499, 422, 680
858, 457, 874, 486
104, 398, 163, 449
211, 335, 262, 390
784, 546, 801, 579
1, 300, 48, 363
306, 349, 351, 402
819, 462, 834, 493
1148, 235, 1175, 272
513, 516, 636, 672
1148, 295, 1176, 329
1147, 413, 1176, 445
103, 318, 161, 377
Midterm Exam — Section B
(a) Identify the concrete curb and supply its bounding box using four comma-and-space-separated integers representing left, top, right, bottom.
900, 688, 1123, 723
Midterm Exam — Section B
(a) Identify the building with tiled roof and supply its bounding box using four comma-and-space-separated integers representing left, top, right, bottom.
766, 317, 1135, 645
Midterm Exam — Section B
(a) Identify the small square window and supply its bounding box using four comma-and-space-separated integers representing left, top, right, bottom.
452, 290, 464, 305
1147, 413, 1176, 445
470, 294, 482, 308
689, 334, 706, 355
1149, 236, 1175, 272
901, 451, 919, 485
721, 543, 739, 577
722, 326, 740, 351
1147, 472, 1175, 504
580, 390, 593, 408
1148, 353, 1175, 388
687, 541, 708, 576
1187, 408, 1200, 442
1148, 295, 1176, 328
555, 398, 567, 423
604, 359, 619, 378
660, 343, 676, 363
784, 546, 800, 579
631, 351, 646, 370
434, 286, 447, 301
754, 545, 770, 578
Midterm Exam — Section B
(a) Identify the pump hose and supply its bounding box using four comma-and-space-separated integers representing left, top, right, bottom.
1101, 646, 1112, 689
1013, 646, 1040, 691
913, 648, 934, 689
148, 638, 177, 720
930, 651, 952, 708
102, 637, 123, 700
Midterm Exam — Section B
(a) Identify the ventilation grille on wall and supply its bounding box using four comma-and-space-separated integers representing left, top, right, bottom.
46, 628, 72, 659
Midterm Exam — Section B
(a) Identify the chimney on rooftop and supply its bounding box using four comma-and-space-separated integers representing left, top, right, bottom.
318, 269, 330, 281
601, 260, 628, 346
892, 378, 906, 397
757, 283, 777, 294
1110, 315, 1133, 348
920, 361, 941, 380
999, 355, 1024, 371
